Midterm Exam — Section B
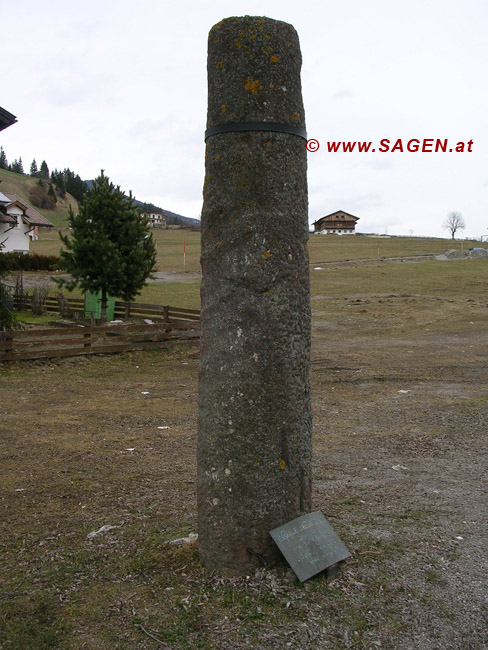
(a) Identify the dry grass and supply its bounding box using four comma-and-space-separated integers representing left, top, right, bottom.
32, 227, 482, 268
1, 243, 487, 648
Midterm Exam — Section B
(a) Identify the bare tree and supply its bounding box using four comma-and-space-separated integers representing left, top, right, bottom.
443, 211, 466, 239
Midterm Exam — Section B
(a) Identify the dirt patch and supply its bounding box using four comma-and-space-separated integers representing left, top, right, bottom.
0, 288, 487, 648
149, 271, 201, 284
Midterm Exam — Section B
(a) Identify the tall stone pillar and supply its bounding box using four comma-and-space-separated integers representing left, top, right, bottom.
197, 15, 312, 574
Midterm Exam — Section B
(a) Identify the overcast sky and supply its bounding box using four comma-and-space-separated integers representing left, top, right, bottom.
2, 0, 487, 238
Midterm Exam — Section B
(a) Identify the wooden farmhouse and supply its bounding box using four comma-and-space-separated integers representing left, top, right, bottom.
0, 192, 53, 253
141, 209, 168, 228
312, 210, 359, 235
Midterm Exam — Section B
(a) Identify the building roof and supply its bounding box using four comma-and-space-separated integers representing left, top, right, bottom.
142, 209, 168, 216
2, 193, 54, 227
0, 106, 17, 132
0, 212, 16, 224
313, 210, 359, 226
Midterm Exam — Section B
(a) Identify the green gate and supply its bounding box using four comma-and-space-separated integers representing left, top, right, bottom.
84, 291, 115, 321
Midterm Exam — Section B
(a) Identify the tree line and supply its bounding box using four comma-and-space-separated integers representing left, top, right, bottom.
0, 146, 86, 205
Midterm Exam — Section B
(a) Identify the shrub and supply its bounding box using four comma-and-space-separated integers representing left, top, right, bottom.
0, 280, 19, 331
14, 272, 28, 311
0, 252, 60, 272
31, 282, 50, 316
57, 293, 73, 319
29, 185, 56, 210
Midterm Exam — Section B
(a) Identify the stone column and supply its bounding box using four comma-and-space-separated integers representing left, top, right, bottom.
197, 15, 312, 574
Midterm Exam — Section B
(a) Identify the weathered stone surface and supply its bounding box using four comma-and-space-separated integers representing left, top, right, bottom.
197, 15, 312, 574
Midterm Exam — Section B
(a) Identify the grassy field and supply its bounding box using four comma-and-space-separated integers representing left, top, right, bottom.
1, 235, 487, 648
7, 230, 487, 320
26, 229, 486, 314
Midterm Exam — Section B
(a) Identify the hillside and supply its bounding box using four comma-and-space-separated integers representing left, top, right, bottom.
0, 169, 200, 229
84, 179, 199, 227
0, 168, 78, 227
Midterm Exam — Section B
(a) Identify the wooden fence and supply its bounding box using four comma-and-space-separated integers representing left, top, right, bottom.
1, 297, 200, 362
14, 295, 200, 324
0, 320, 199, 362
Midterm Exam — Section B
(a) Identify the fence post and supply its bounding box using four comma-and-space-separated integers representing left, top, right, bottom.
1, 331, 14, 364
83, 331, 92, 354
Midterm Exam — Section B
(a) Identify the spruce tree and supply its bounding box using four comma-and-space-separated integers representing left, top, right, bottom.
58, 171, 157, 321
30, 159, 38, 176
51, 169, 66, 198
0, 147, 8, 169
48, 183, 57, 203
39, 160, 49, 180
63, 169, 86, 203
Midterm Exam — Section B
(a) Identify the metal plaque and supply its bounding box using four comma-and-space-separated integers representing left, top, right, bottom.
270, 511, 350, 582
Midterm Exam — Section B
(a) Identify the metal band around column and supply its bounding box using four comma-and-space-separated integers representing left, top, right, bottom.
205, 121, 307, 141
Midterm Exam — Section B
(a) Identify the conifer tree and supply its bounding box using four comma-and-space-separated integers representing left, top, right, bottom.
48, 183, 57, 203
51, 169, 66, 198
39, 160, 49, 180
58, 171, 157, 321
30, 159, 39, 176
0, 147, 8, 169
63, 169, 86, 203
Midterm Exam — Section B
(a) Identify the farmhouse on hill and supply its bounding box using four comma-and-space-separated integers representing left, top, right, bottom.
313, 210, 359, 235
141, 209, 168, 228
0, 191, 53, 253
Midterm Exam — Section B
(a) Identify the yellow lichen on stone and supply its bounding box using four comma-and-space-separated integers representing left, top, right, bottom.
270, 54, 278, 63
217, 240, 223, 249
269, 83, 274, 89
290, 112, 300, 121
216, 61, 223, 68
221, 104, 226, 114
266, 140, 272, 147
262, 251, 271, 259
280, 460, 286, 470
245, 77, 262, 94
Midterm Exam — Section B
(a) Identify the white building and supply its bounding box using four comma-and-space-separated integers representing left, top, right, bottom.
0, 192, 53, 253
142, 210, 168, 228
